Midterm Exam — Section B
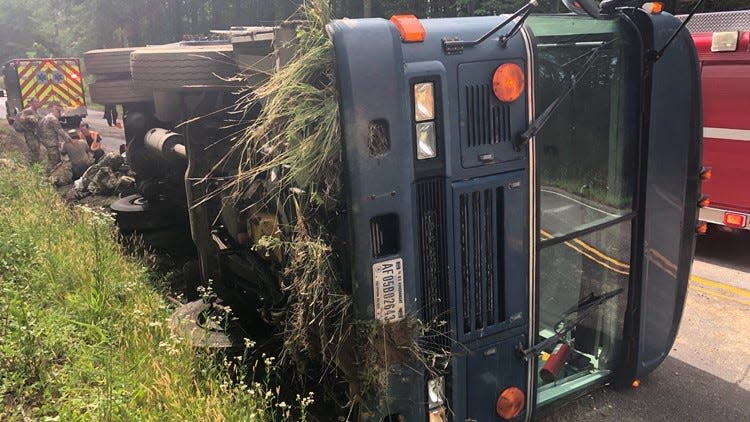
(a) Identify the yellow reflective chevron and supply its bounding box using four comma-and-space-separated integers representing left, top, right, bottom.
16, 58, 85, 109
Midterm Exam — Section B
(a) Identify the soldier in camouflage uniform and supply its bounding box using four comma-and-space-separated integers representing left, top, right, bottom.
38, 104, 71, 174
15, 97, 43, 164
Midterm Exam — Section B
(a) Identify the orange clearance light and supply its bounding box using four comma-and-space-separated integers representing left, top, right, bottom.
496, 386, 525, 420
696, 222, 709, 235
698, 195, 711, 208
643, 2, 664, 14
390, 15, 425, 43
723, 213, 747, 228
700, 166, 712, 181
632, 379, 641, 389
492, 63, 525, 102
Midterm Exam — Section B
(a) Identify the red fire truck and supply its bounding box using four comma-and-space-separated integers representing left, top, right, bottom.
683, 11, 750, 230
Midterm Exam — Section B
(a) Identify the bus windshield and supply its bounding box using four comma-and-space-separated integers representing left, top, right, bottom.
528, 15, 641, 407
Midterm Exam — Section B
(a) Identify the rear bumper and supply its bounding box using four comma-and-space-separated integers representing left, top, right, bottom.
699, 206, 749, 230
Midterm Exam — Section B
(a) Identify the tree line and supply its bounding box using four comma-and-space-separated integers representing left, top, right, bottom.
0, 0, 746, 64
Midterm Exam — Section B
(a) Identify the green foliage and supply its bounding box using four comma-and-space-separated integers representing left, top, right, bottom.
0, 157, 309, 420
1, 1, 748, 63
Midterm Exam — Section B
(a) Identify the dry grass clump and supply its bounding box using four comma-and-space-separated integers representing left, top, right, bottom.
223, 0, 439, 406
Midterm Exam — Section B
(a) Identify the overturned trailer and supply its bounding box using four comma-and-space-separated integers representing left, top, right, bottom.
89, 1, 705, 420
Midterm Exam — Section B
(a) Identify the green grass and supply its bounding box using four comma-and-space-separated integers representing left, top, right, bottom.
0, 159, 310, 420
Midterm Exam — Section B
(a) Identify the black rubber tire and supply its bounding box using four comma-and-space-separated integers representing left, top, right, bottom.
110, 193, 150, 212
90, 79, 153, 104
111, 194, 175, 231
84, 48, 137, 76
169, 300, 244, 349
130, 45, 240, 90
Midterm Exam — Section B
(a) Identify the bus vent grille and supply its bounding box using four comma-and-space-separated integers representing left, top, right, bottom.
465, 84, 511, 147
459, 188, 505, 334
417, 178, 451, 349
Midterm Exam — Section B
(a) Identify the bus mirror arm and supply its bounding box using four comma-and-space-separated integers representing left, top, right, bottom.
513, 40, 614, 151
442, 1, 538, 54
520, 287, 624, 360
515, 41, 612, 151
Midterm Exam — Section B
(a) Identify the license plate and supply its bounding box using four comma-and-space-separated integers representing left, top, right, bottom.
372, 258, 405, 322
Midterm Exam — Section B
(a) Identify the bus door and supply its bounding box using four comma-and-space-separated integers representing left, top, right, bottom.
526, 14, 642, 408
523, 9, 701, 412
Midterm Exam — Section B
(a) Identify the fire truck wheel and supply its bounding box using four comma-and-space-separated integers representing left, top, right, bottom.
90, 79, 153, 104
130, 45, 240, 90
84, 48, 137, 77
111, 194, 175, 232
169, 299, 242, 349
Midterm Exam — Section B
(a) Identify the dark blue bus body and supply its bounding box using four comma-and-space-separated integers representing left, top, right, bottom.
330, 7, 700, 421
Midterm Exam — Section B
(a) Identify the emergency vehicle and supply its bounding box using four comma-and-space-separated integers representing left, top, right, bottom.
92, 1, 704, 420
2, 58, 87, 128
680, 10, 750, 231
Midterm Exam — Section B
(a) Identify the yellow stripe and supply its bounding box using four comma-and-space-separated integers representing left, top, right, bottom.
60, 80, 83, 97
572, 238, 630, 270
563, 240, 630, 275
541, 229, 630, 270
36, 85, 53, 101
540, 230, 629, 275
17, 65, 33, 81
648, 248, 677, 274
690, 275, 750, 299
50, 86, 74, 104
690, 285, 750, 307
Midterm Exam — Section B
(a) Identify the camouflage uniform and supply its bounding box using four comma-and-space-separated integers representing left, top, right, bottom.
38, 114, 71, 174
14, 108, 43, 164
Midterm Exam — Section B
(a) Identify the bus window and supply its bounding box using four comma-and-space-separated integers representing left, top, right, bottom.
532, 16, 640, 237
528, 15, 640, 406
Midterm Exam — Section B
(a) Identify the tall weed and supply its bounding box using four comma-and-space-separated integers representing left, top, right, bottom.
0, 160, 305, 420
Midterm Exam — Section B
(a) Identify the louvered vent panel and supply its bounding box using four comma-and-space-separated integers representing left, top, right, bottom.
417, 178, 450, 348
458, 188, 505, 334
465, 84, 511, 147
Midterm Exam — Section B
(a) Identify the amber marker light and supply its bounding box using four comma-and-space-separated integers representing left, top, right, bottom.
700, 167, 712, 181
496, 386, 525, 420
632, 379, 641, 389
698, 195, 711, 208
643, 2, 664, 14
390, 15, 426, 43
697, 222, 709, 235
492, 63, 525, 103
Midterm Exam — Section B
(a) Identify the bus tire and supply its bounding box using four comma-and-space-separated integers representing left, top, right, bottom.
169, 299, 242, 349
84, 48, 136, 77
111, 194, 175, 232
130, 45, 240, 90
90, 79, 153, 105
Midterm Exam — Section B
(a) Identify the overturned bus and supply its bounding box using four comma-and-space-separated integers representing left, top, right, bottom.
91, 1, 703, 420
